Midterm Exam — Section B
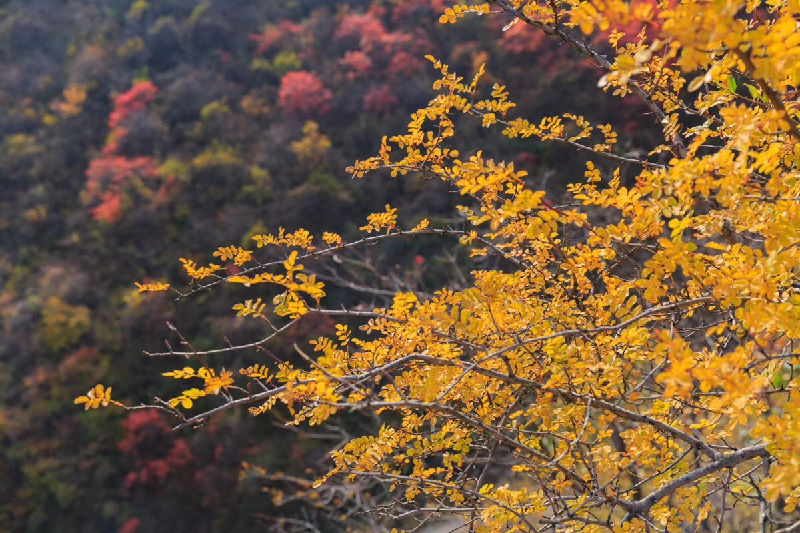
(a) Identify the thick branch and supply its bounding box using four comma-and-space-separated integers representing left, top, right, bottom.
775, 519, 800, 533
173, 347, 717, 462
402, 353, 721, 460
485, 297, 712, 361
622, 444, 769, 514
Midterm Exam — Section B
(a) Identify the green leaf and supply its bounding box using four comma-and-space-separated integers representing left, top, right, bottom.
773, 370, 785, 389
727, 75, 737, 94
744, 83, 761, 101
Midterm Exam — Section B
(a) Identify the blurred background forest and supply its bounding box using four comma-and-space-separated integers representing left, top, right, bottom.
0, 0, 659, 531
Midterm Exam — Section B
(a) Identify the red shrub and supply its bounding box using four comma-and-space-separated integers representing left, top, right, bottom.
341, 50, 373, 79
335, 13, 387, 50
363, 84, 398, 115
336, 10, 428, 82
391, 0, 448, 22
387, 50, 422, 77
84, 156, 161, 223
249, 20, 303, 55
85, 156, 160, 194
85, 161, 170, 221
108, 81, 158, 130
595, 0, 676, 46
119, 411, 193, 493
90, 192, 124, 224
278, 71, 332, 117
500, 23, 548, 54
119, 517, 141, 533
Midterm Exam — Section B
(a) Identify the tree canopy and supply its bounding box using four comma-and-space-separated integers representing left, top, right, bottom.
77, 1, 800, 532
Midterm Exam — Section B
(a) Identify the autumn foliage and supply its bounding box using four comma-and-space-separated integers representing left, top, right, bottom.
108, 81, 158, 130
278, 71, 333, 117
2, 1, 627, 532
249, 20, 303, 56
82, 1, 800, 533
82, 81, 176, 223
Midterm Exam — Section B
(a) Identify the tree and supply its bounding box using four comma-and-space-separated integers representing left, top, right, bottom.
83, 81, 172, 224
278, 71, 333, 118
81, 1, 800, 532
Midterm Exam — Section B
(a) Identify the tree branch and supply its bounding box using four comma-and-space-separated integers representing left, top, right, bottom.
489, 0, 688, 158
622, 444, 769, 514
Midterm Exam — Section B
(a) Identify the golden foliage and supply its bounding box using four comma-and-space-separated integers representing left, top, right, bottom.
322, 231, 343, 247
80, 2, 800, 532
212, 246, 253, 266
291, 121, 331, 169
135, 281, 170, 292
51, 84, 87, 118
74, 384, 119, 410
359, 204, 398, 233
